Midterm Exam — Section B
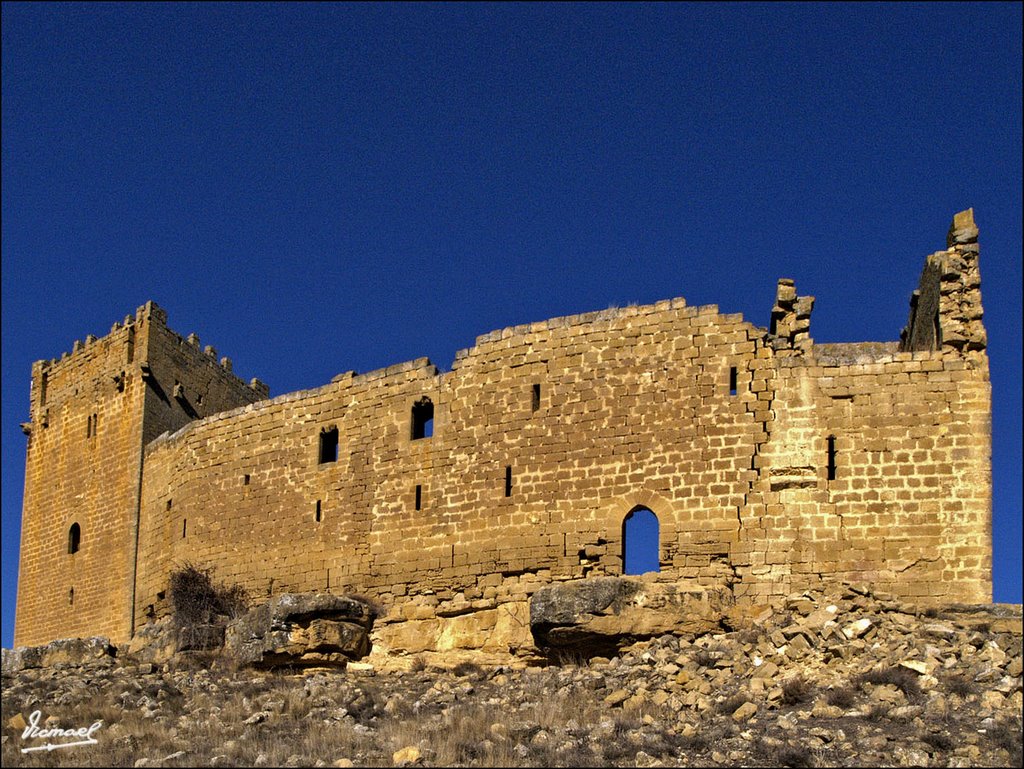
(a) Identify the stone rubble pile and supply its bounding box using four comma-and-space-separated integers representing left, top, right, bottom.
2, 586, 1020, 768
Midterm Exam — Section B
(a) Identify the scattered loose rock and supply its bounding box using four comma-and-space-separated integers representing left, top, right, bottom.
2, 586, 1020, 767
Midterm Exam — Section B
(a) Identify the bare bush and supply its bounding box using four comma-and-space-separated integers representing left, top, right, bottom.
169, 562, 248, 628
855, 666, 922, 703
782, 675, 814, 705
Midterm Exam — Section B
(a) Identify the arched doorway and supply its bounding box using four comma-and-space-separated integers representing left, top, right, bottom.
622, 507, 660, 575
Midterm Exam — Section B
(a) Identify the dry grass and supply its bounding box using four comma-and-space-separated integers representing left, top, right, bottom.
986, 717, 1023, 766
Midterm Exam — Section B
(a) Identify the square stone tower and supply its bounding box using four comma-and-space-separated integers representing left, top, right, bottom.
13, 302, 267, 646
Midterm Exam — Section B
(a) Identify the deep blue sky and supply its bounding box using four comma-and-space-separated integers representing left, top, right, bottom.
3, 3, 1021, 649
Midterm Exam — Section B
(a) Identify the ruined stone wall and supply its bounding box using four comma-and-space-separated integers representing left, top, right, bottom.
14, 303, 268, 647
739, 345, 990, 603
132, 217, 991, 633
134, 301, 765, 628
17, 211, 992, 650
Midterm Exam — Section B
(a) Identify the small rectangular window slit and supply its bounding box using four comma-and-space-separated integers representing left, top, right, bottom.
505, 465, 512, 497
315, 500, 322, 522
827, 435, 837, 481
319, 427, 339, 464
415, 484, 422, 511
182, 519, 187, 538
729, 367, 738, 396
532, 383, 541, 411
412, 398, 434, 440
244, 474, 250, 486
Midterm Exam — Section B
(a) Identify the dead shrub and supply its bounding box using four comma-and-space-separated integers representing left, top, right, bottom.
781, 675, 814, 705
717, 692, 749, 715
942, 672, 976, 698
921, 731, 955, 752
825, 686, 856, 709
855, 666, 922, 702
169, 562, 247, 637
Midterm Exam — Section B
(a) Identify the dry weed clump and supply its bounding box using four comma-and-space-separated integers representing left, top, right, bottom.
854, 665, 923, 702
716, 691, 749, 715
781, 675, 814, 705
168, 562, 247, 652
941, 672, 976, 698
825, 686, 857, 709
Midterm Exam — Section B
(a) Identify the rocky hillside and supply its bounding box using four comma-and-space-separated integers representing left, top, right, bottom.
2, 585, 1021, 767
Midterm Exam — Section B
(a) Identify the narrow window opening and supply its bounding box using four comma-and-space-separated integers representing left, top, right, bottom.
729, 367, 738, 396
86, 414, 92, 438
126, 327, 135, 364
932, 309, 942, 349
505, 465, 513, 497
39, 372, 48, 407
93, 413, 98, 436
532, 383, 541, 412
315, 500, 322, 522
68, 522, 81, 555
319, 427, 339, 464
166, 499, 172, 511
415, 484, 422, 511
622, 507, 660, 575
182, 519, 187, 539
244, 474, 251, 486
827, 435, 837, 481
69, 587, 74, 606
411, 397, 434, 440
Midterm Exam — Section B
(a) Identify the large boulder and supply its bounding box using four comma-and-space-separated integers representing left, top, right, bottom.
530, 577, 730, 656
2, 637, 116, 673
224, 593, 374, 668
371, 601, 533, 656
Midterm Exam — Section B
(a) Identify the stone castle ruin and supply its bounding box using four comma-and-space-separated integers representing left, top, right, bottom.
14, 210, 991, 657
